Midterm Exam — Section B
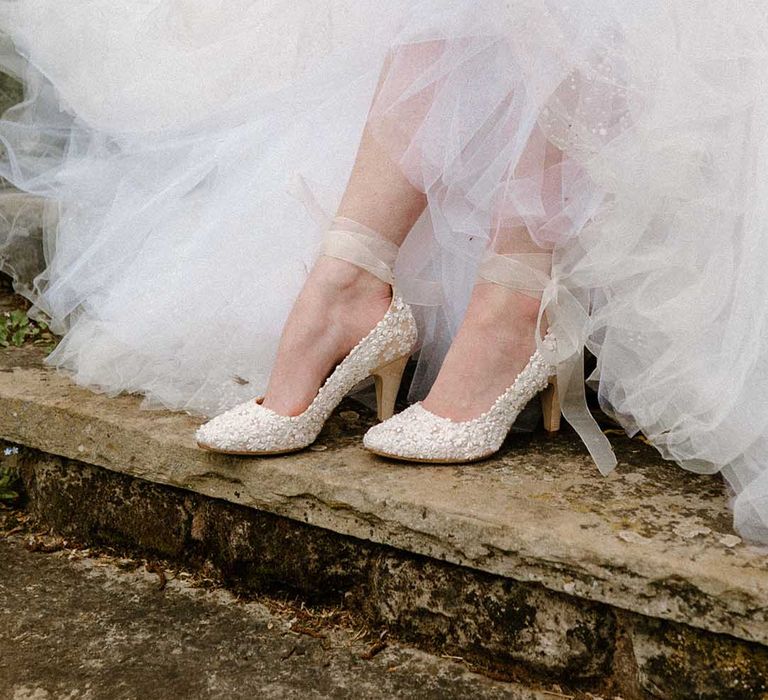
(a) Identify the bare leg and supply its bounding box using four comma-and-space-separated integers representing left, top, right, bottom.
421, 138, 559, 421
421, 271, 542, 421
262, 76, 427, 416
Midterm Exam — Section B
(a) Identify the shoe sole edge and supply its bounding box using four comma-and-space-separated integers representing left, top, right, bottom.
196, 441, 307, 456
363, 447, 496, 465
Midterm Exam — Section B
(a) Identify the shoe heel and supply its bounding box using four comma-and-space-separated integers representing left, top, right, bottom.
541, 376, 561, 433
372, 354, 410, 421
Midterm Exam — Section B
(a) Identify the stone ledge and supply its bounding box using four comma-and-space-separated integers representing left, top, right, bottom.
12, 451, 625, 694
1, 345, 767, 649
10, 445, 768, 699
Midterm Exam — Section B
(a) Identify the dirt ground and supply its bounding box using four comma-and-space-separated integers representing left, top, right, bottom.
0, 508, 560, 700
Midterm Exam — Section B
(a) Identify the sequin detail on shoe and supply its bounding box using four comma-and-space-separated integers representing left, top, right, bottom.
363, 335, 556, 463
195, 293, 417, 454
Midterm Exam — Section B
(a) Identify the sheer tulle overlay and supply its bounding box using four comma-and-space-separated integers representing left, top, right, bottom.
2, 0, 768, 542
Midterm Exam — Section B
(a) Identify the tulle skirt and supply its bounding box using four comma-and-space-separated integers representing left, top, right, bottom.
2, 0, 768, 543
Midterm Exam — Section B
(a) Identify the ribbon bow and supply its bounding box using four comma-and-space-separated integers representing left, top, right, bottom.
478, 251, 618, 474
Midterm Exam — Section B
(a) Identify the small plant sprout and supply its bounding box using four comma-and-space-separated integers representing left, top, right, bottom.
0, 309, 56, 350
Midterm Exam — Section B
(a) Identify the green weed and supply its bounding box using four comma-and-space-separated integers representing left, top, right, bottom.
0, 309, 56, 350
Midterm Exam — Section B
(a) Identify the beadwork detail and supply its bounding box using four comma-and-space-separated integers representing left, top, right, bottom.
363, 334, 557, 463
195, 293, 417, 454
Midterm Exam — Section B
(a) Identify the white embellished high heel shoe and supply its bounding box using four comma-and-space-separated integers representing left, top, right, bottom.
363, 250, 561, 464
195, 218, 418, 455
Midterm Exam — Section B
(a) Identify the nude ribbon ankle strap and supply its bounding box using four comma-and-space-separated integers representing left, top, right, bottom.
321, 217, 398, 286
477, 250, 618, 475
476, 252, 552, 299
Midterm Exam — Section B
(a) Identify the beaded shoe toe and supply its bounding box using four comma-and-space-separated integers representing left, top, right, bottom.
363, 334, 557, 463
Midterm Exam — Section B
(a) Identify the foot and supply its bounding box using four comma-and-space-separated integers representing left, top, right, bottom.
261, 256, 392, 416
421, 283, 541, 422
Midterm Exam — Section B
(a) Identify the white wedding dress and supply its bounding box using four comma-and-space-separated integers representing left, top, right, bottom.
2, 0, 768, 543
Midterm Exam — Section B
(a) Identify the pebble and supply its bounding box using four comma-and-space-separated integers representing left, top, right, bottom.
673, 523, 712, 539
718, 534, 742, 548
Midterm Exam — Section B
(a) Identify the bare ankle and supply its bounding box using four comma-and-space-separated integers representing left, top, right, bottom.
468, 284, 540, 336
311, 256, 391, 301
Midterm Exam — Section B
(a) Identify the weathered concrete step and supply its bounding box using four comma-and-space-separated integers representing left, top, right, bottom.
1, 346, 765, 642
0, 537, 540, 700
2, 345, 768, 698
